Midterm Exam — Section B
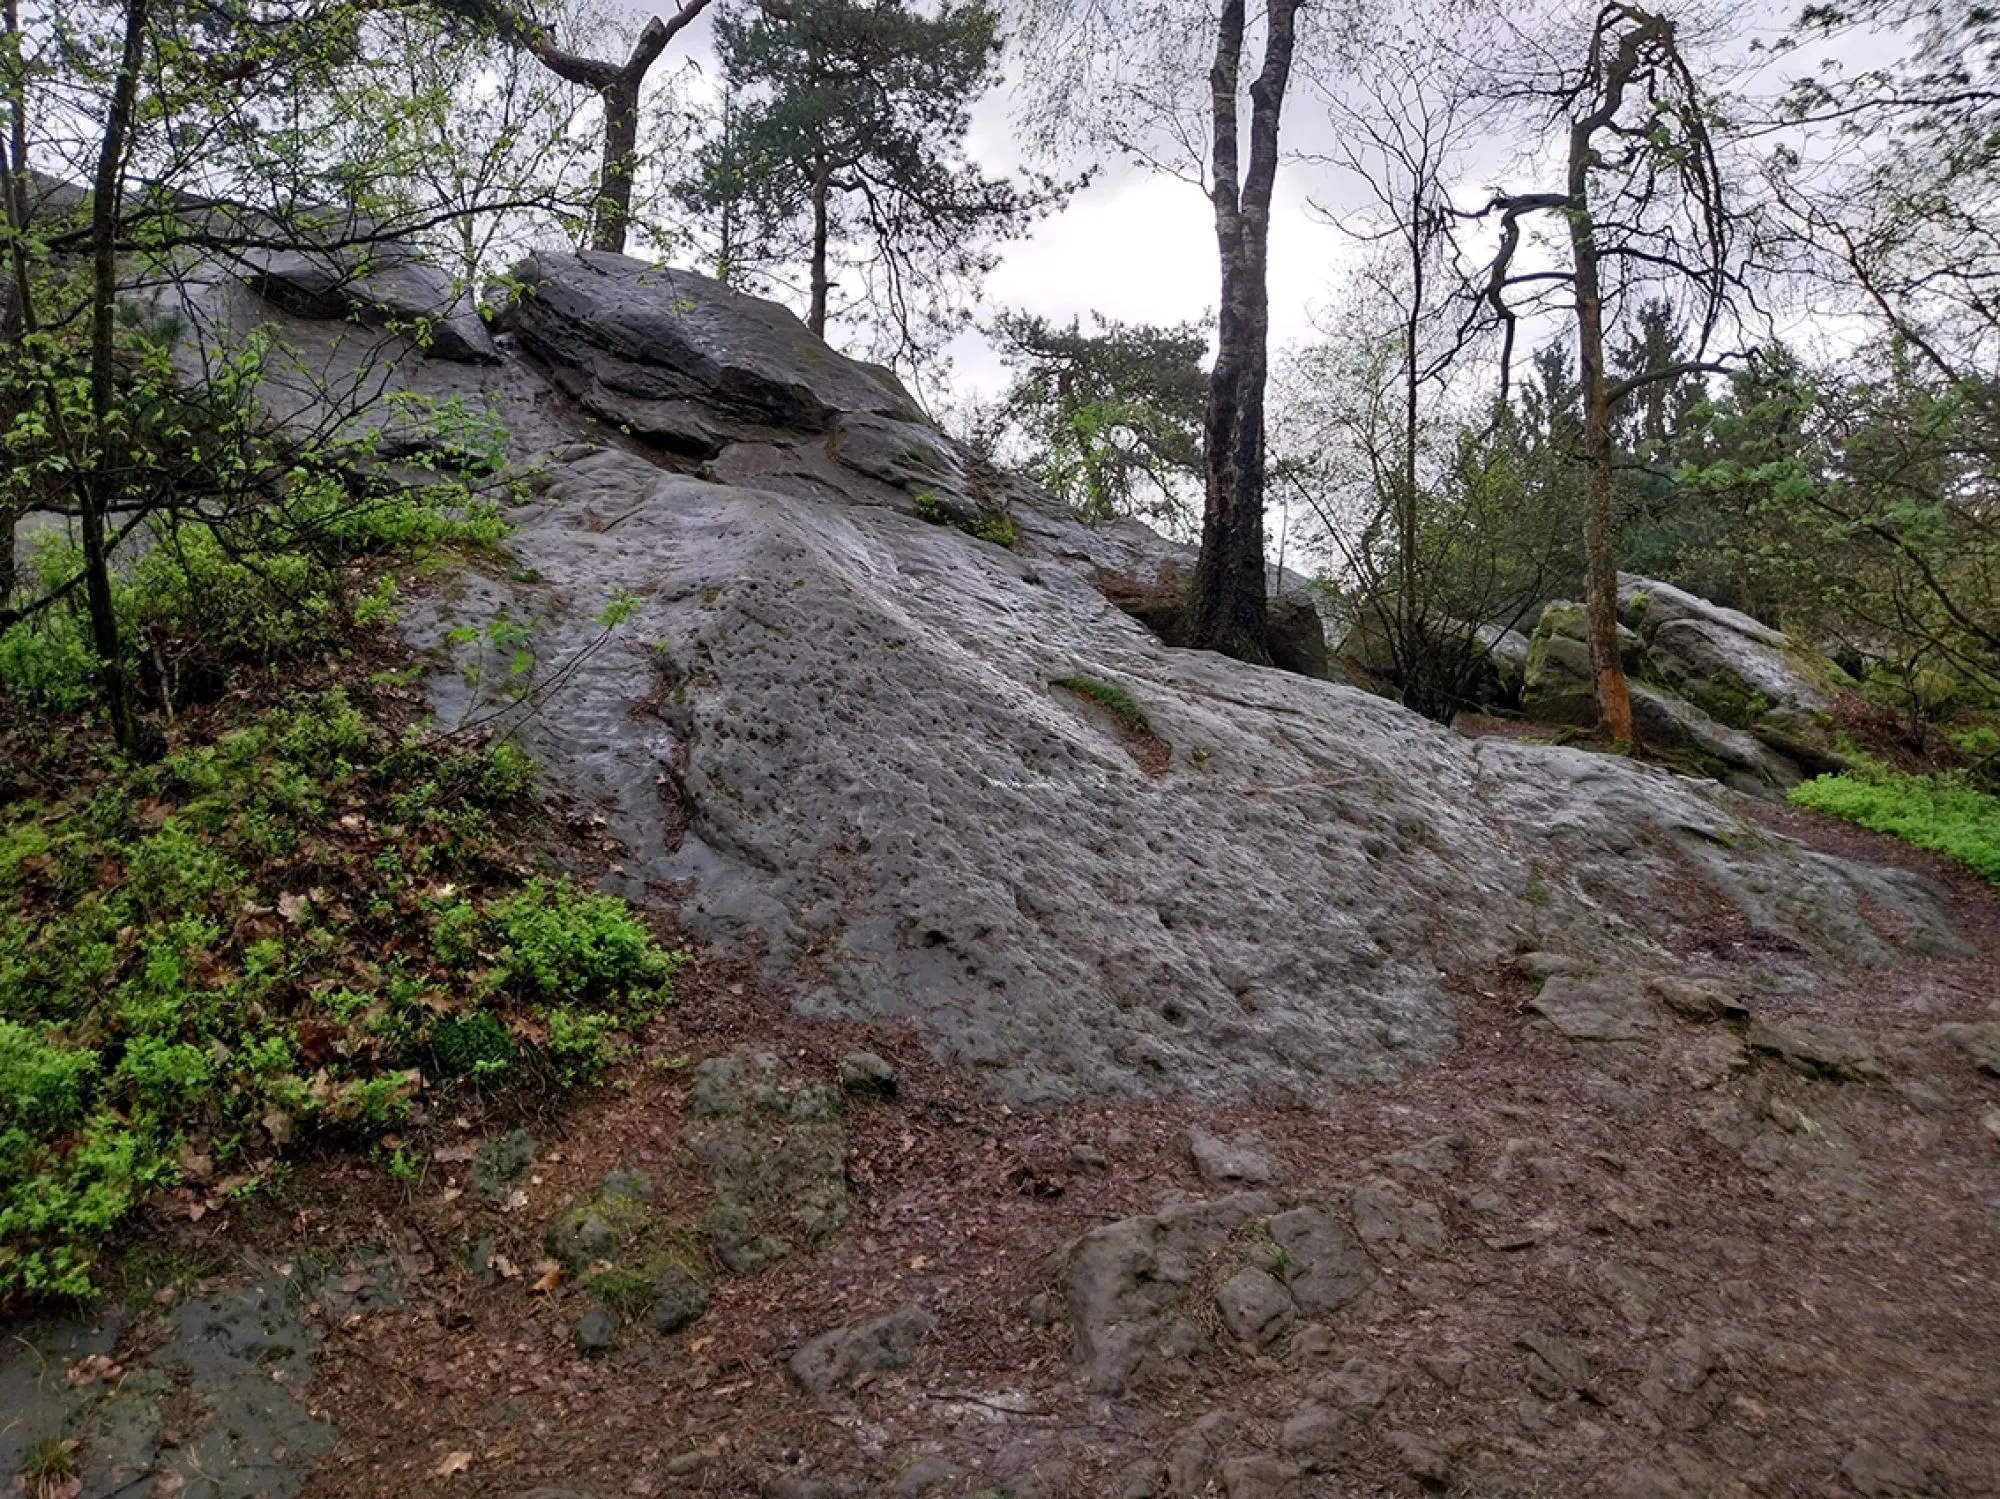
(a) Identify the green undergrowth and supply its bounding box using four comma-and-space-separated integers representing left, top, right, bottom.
1052, 673, 1151, 732
912, 489, 1017, 548
1789, 757, 2000, 881
0, 689, 683, 1298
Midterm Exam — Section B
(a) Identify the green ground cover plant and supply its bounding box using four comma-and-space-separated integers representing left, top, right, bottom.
0, 690, 682, 1299
1789, 759, 2000, 881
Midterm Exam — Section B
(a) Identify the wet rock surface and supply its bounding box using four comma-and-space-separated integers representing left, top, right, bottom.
47, 236, 2000, 1499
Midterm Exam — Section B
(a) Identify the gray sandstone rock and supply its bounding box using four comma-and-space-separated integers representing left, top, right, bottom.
1189, 1127, 1285, 1186
1266, 1205, 1374, 1315
1350, 1177, 1446, 1257
1063, 1195, 1277, 1394
1747, 1018, 1888, 1081
1939, 1021, 2000, 1075
287, 246, 1972, 1107
788, 1304, 934, 1393
1215, 1267, 1296, 1347
1529, 976, 1661, 1042
1518, 1331, 1594, 1400
572, 1307, 618, 1356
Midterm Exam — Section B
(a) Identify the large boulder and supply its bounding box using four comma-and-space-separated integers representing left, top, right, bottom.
1619, 573, 1856, 730
168, 246, 1960, 1107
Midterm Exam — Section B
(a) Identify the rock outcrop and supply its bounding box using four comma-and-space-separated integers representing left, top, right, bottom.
151, 246, 1970, 1107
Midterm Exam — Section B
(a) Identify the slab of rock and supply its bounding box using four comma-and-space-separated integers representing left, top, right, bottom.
1938, 1021, 2000, 1075
1215, 1268, 1296, 1347
1647, 975, 1751, 1022
1530, 977, 1660, 1043
1063, 1195, 1276, 1394
684, 1051, 850, 1272
1747, 1018, 1888, 1081
1351, 1177, 1446, 1257
1267, 1205, 1374, 1315
1190, 1127, 1285, 1186
1519, 1332, 1594, 1400
381, 250, 1971, 1108
788, 1305, 933, 1393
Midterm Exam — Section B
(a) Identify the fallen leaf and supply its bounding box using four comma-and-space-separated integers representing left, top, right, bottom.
491, 1255, 521, 1280
433, 1451, 473, 1478
529, 1261, 565, 1294
277, 891, 311, 924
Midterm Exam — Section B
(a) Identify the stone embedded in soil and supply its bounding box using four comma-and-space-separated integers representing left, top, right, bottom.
1647, 975, 1751, 1022
1938, 1021, 2000, 1075
1519, 1332, 1594, 1400
1673, 1031, 1749, 1091
1351, 1176, 1446, 1257
788, 1304, 934, 1393
544, 1172, 656, 1271
1267, 1205, 1374, 1315
1313, 1357, 1394, 1411
1215, 1267, 1297, 1347
1385, 1429, 1453, 1487
572, 1307, 618, 1356
1063, 1195, 1277, 1395
1278, 1404, 1363, 1469
684, 1049, 851, 1272
838, 1050, 900, 1101
1747, 1018, 1888, 1081
1529, 977, 1660, 1042
1840, 1439, 1933, 1497
1375, 1132, 1468, 1181
891, 1455, 963, 1497
1217, 1452, 1307, 1498
1189, 1127, 1286, 1186
647, 1261, 710, 1333
1515, 951, 1590, 980
470, 1127, 536, 1199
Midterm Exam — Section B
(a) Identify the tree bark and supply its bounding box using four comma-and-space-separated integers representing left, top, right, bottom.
590, 71, 645, 254
1186, 0, 1300, 663
808, 151, 831, 335
81, 0, 148, 753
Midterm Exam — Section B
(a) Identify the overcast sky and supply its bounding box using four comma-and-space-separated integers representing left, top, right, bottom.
635, 0, 1844, 407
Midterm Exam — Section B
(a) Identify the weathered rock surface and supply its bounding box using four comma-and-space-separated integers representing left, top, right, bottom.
166, 244, 1969, 1106
789, 1304, 934, 1393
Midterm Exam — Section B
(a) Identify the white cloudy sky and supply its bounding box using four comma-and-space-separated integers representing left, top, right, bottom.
625, 0, 1853, 405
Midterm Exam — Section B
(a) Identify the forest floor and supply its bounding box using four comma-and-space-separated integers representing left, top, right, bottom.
6, 701, 2000, 1499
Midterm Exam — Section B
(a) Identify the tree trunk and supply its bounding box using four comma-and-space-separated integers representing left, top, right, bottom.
1565, 136, 1634, 747
1187, 0, 1300, 663
590, 72, 643, 254
808, 153, 831, 336
80, 0, 147, 754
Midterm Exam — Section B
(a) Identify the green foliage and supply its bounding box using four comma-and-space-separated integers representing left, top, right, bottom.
1052, 674, 1150, 732
976, 310, 1207, 529
680, 0, 1072, 366
0, 691, 680, 1298
1790, 759, 2000, 880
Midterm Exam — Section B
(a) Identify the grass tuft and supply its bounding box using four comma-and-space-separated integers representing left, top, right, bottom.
1053, 674, 1151, 733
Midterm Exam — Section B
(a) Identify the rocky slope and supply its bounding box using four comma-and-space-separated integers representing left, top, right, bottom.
9, 245, 1999, 1499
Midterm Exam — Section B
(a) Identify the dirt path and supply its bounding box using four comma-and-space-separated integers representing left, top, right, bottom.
9, 804, 1999, 1499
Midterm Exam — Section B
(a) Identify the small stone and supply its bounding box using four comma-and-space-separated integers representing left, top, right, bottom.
1518, 1331, 1592, 1399
1188, 1127, 1284, 1186
1218, 1453, 1305, 1498
1268, 1205, 1374, 1314
1068, 1143, 1109, 1172
1385, 1429, 1452, 1487
1215, 1267, 1296, 1347
1351, 1176, 1446, 1257
838, 1051, 900, 1101
788, 1304, 934, 1393
1894, 1080, 1954, 1114
1376, 1133, 1469, 1181
1420, 1351, 1468, 1389
1288, 1323, 1337, 1361
1026, 1291, 1053, 1325
647, 1264, 709, 1333
1278, 1403, 1361, 1467
573, 1307, 618, 1356
1315, 1357, 1394, 1411
892, 1456, 962, 1497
